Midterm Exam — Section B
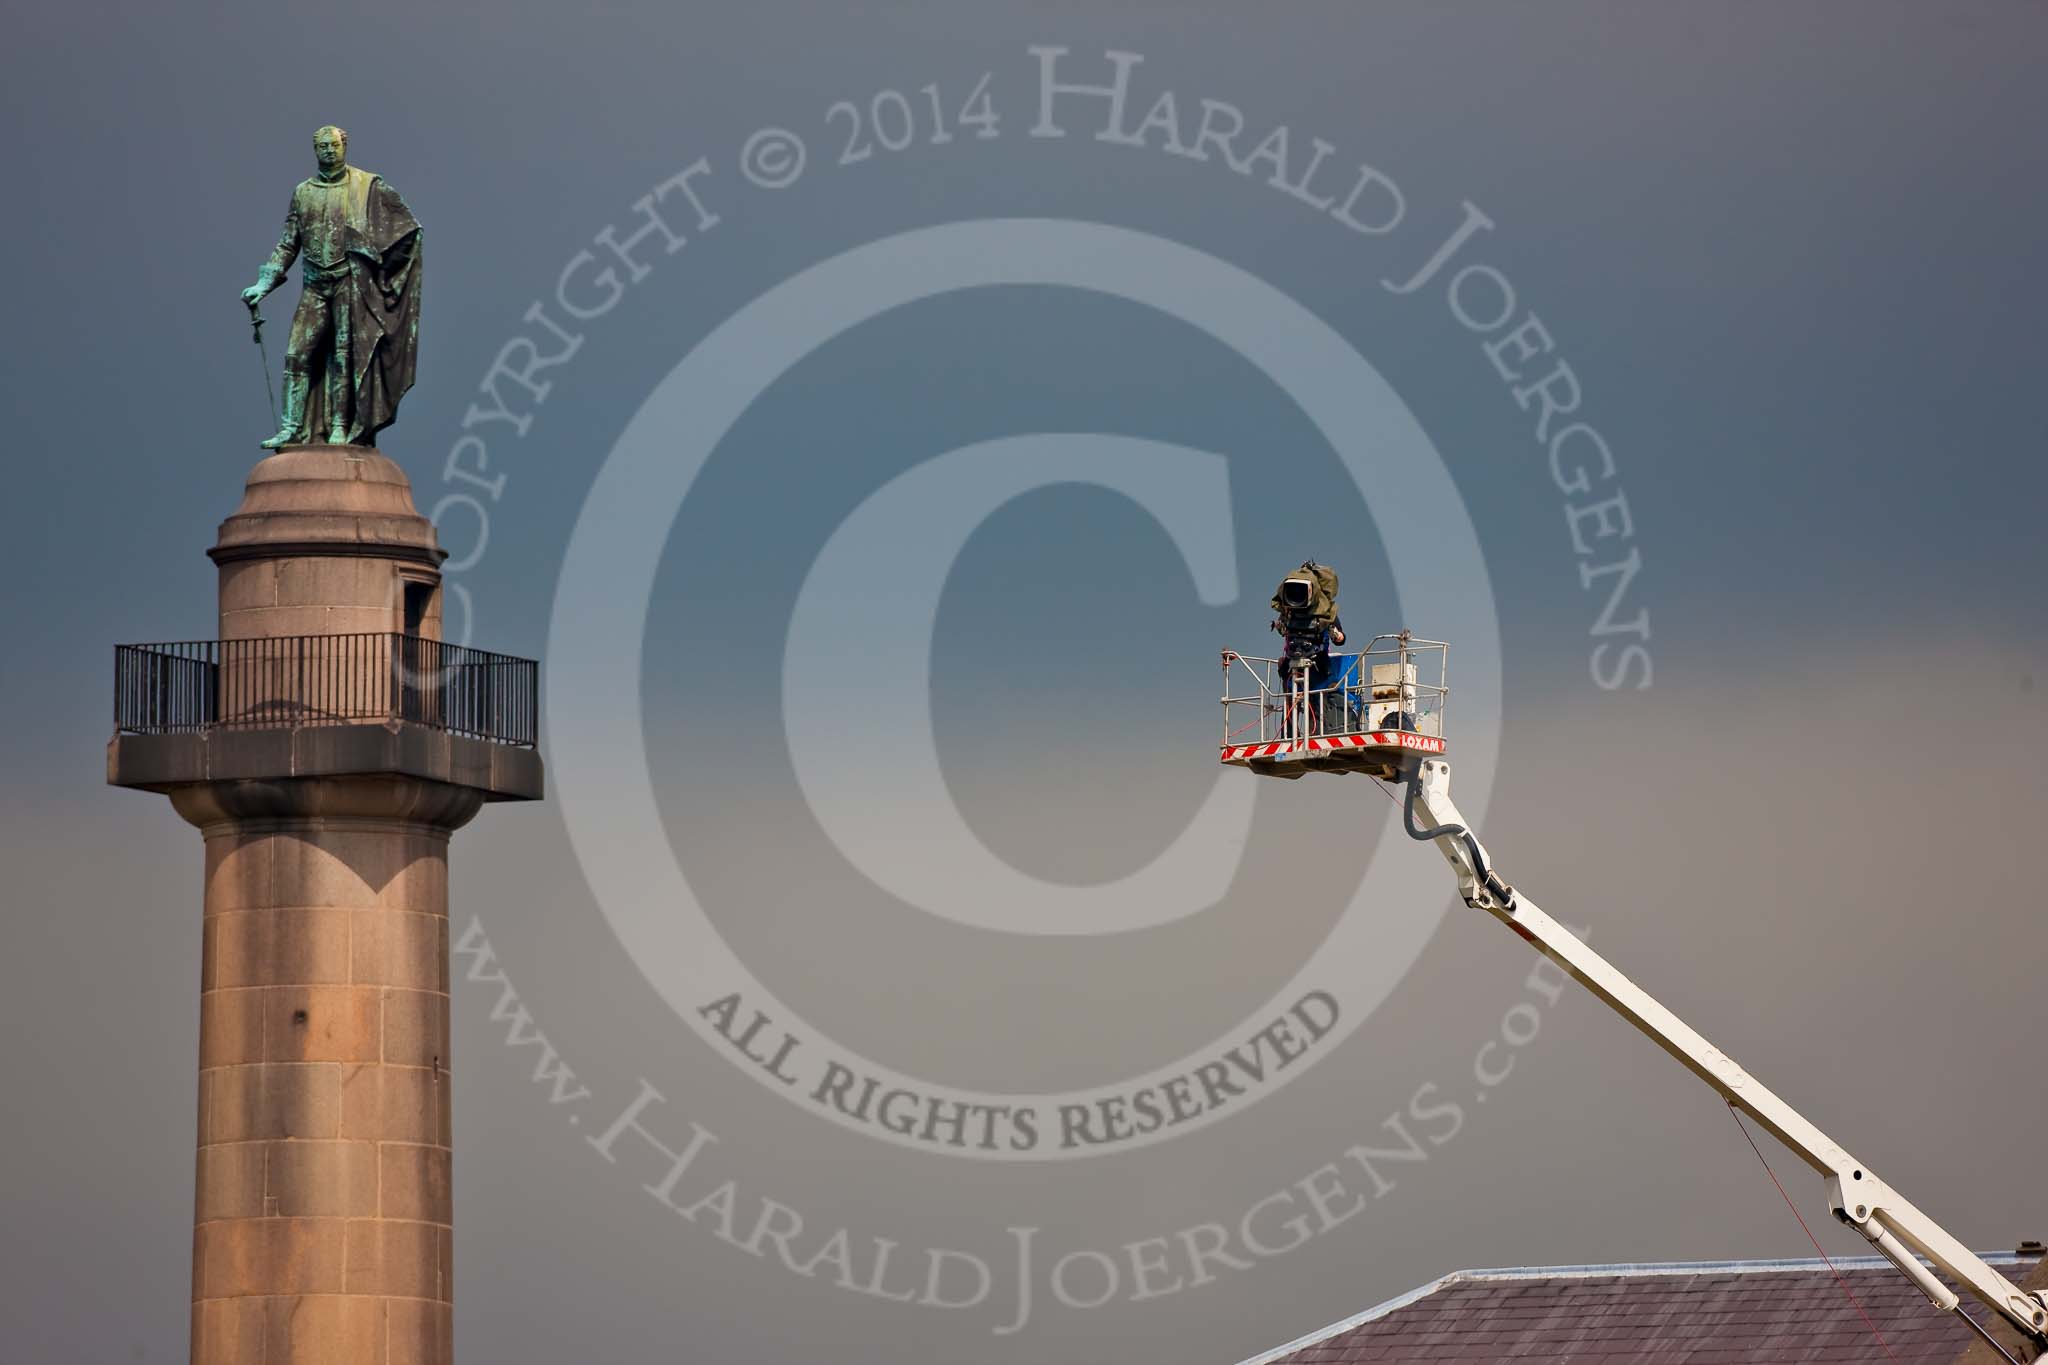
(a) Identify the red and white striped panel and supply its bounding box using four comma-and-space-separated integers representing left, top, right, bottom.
1219, 731, 1447, 764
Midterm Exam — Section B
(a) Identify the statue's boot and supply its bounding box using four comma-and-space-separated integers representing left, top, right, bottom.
260, 373, 310, 450
325, 364, 352, 445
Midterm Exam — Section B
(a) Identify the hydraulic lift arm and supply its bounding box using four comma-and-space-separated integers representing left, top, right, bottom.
1402, 756, 2048, 1360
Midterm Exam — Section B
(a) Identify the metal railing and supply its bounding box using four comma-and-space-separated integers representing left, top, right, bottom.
1222, 633, 1448, 747
115, 633, 538, 747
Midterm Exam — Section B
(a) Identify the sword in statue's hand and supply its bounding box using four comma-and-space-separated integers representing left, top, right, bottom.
245, 298, 278, 431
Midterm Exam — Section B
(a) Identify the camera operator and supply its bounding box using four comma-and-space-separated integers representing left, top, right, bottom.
1277, 613, 1346, 688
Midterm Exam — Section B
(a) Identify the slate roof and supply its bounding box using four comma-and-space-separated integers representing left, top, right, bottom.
1242, 1253, 2042, 1365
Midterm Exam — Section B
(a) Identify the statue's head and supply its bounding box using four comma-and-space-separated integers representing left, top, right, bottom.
313, 125, 348, 173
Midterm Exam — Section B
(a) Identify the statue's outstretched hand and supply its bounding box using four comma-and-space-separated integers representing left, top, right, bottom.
241, 283, 267, 308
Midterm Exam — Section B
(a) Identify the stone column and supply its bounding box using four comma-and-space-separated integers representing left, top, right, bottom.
177, 777, 475, 1364
108, 445, 542, 1365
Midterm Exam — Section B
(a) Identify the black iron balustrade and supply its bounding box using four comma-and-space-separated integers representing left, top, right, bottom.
115, 634, 538, 748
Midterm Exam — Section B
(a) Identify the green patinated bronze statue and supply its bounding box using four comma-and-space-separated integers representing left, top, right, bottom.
242, 126, 422, 449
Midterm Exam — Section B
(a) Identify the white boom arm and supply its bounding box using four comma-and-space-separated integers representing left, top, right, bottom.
1405, 756, 2048, 1358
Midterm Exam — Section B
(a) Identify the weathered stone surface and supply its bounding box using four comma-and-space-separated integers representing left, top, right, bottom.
211, 907, 355, 988
386, 1298, 453, 1365
265, 1294, 388, 1365
339, 1063, 448, 1146
218, 603, 403, 640
205, 835, 277, 915
192, 1297, 266, 1363
379, 988, 449, 1068
261, 985, 383, 1064
377, 1143, 451, 1223
198, 1218, 347, 1298
351, 910, 446, 990
207, 1063, 344, 1144
200, 989, 265, 1070
196, 1142, 268, 1222
343, 1218, 444, 1300
265, 1140, 379, 1218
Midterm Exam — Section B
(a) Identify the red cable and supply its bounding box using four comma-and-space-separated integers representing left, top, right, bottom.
1227, 712, 1270, 739
1727, 1102, 1901, 1362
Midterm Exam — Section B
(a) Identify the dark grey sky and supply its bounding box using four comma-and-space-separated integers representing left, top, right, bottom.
4, 4, 2046, 1363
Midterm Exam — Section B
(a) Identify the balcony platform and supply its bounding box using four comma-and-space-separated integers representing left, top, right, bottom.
110, 633, 543, 803
108, 720, 543, 802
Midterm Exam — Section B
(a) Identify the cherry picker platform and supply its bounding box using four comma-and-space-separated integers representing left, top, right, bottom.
1219, 633, 1447, 780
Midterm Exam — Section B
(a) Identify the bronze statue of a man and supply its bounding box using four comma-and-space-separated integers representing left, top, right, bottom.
242, 126, 422, 449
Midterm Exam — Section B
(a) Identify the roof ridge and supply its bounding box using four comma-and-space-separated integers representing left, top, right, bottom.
1458, 1251, 2028, 1280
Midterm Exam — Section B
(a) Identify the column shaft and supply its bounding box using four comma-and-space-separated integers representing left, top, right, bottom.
185, 803, 464, 1365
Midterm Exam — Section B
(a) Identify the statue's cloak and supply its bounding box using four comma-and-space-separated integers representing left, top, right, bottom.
304, 168, 421, 445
